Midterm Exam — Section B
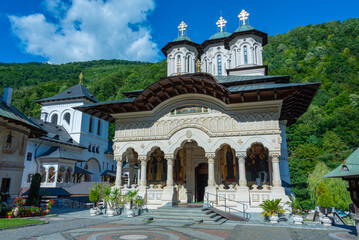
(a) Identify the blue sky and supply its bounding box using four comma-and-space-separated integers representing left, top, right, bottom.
0, 0, 358, 64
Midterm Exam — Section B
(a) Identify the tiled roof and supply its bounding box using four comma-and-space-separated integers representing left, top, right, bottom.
36, 83, 99, 104
325, 148, 359, 178
79, 97, 136, 108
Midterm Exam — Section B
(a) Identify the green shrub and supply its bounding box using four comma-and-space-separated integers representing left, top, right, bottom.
26, 173, 41, 206
260, 199, 285, 216
317, 182, 334, 208
89, 190, 99, 207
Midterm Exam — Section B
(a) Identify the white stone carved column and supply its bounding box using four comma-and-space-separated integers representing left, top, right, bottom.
206, 153, 216, 187
271, 153, 282, 187
115, 157, 123, 187
237, 152, 247, 187
161, 154, 176, 205
165, 154, 174, 187
138, 156, 147, 187
45, 168, 49, 183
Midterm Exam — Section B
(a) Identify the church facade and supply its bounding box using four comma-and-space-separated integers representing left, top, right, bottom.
77, 11, 320, 211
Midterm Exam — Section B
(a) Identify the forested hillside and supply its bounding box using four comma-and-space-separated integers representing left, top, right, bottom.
1, 18, 358, 208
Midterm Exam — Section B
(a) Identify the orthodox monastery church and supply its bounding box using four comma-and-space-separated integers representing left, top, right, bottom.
20, 83, 119, 193
76, 10, 320, 212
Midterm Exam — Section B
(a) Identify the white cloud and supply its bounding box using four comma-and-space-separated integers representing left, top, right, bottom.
9, 0, 159, 64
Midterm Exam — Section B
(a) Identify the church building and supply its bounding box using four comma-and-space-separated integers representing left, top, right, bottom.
21, 83, 118, 193
77, 10, 320, 211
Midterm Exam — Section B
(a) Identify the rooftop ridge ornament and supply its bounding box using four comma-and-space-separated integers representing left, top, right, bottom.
178, 21, 188, 36
216, 16, 227, 32
238, 9, 249, 25
79, 72, 83, 84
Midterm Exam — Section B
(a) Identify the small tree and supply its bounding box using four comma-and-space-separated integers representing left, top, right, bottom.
317, 182, 334, 209
26, 173, 41, 206
89, 190, 100, 208
123, 190, 139, 210
308, 162, 351, 210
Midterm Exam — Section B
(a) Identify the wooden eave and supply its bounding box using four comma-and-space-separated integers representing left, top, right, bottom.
76, 74, 320, 126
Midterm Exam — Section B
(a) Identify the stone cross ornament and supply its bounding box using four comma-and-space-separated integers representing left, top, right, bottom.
178, 21, 188, 36
216, 16, 227, 32
238, 9, 249, 25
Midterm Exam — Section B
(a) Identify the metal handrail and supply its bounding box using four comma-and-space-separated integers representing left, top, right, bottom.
204, 192, 251, 220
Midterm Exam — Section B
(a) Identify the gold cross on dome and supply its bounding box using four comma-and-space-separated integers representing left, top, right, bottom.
216, 16, 227, 32
238, 9, 249, 25
178, 21, 187, 36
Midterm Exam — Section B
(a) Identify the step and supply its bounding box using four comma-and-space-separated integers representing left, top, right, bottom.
143, 213, 224, 222
150, 209, 212, 214
145, 211, 218, 218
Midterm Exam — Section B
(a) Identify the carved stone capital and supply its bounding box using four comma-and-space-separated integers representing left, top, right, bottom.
138, 155, 147, 163
165, 154, 174, 165
205, 153, 215, 160
270, 152, 281, 160
114, 156, 123, 162
236, 152, 247, 160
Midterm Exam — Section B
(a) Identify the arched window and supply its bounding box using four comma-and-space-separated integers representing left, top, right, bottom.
97, 119, 101, 135
64, 112, 71, 124
205, 59, 208, 72
187, 56, 191, 72
27, 174, 33, 183
217, 55, 222, 76
244, 46, 248, 64
89, 116, 93, 133
254, 46, 258, 65
233, 49, 237, 67
51, 114, 58, 124
176, 55, 182, 73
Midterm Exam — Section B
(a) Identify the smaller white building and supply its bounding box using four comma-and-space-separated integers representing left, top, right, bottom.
21, 83, 116, 192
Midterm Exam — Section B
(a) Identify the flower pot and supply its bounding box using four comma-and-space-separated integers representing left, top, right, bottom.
269, 214, 279, 223
293, 215, 303, 225
8, 216, 11, 219
321, 216, 332, 226
90, 207, 100, 216
107, 209, 115, 217
45, 209, 50, 214
13, 207, 19, 218
127, 209, 135, 218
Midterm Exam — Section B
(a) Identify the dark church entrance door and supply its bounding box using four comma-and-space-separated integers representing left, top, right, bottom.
195, 163, 208, 202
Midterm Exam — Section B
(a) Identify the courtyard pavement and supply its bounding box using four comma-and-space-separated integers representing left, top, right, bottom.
0, 208, 358, 240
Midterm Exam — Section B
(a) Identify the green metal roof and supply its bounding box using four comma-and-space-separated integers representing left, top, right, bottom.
209, 31, 231, 40
227, 82, 321, 92
325, 148, 359, 178
215, 75, 288, 84
173, 35, 193, 42
234, 25, 255, 32
0, 96, 45, 136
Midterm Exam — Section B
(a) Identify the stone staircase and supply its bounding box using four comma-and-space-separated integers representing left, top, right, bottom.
142, 205, 227, 225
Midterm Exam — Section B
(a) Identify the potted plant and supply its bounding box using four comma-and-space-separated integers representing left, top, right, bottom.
123, 190, 139, 218
287, 196, 304, 224
102, 186, 121, 217
260, 199, 285, 223
7, 211, 12, 219
134, 196, 144, 215
89, 190, 100, 216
